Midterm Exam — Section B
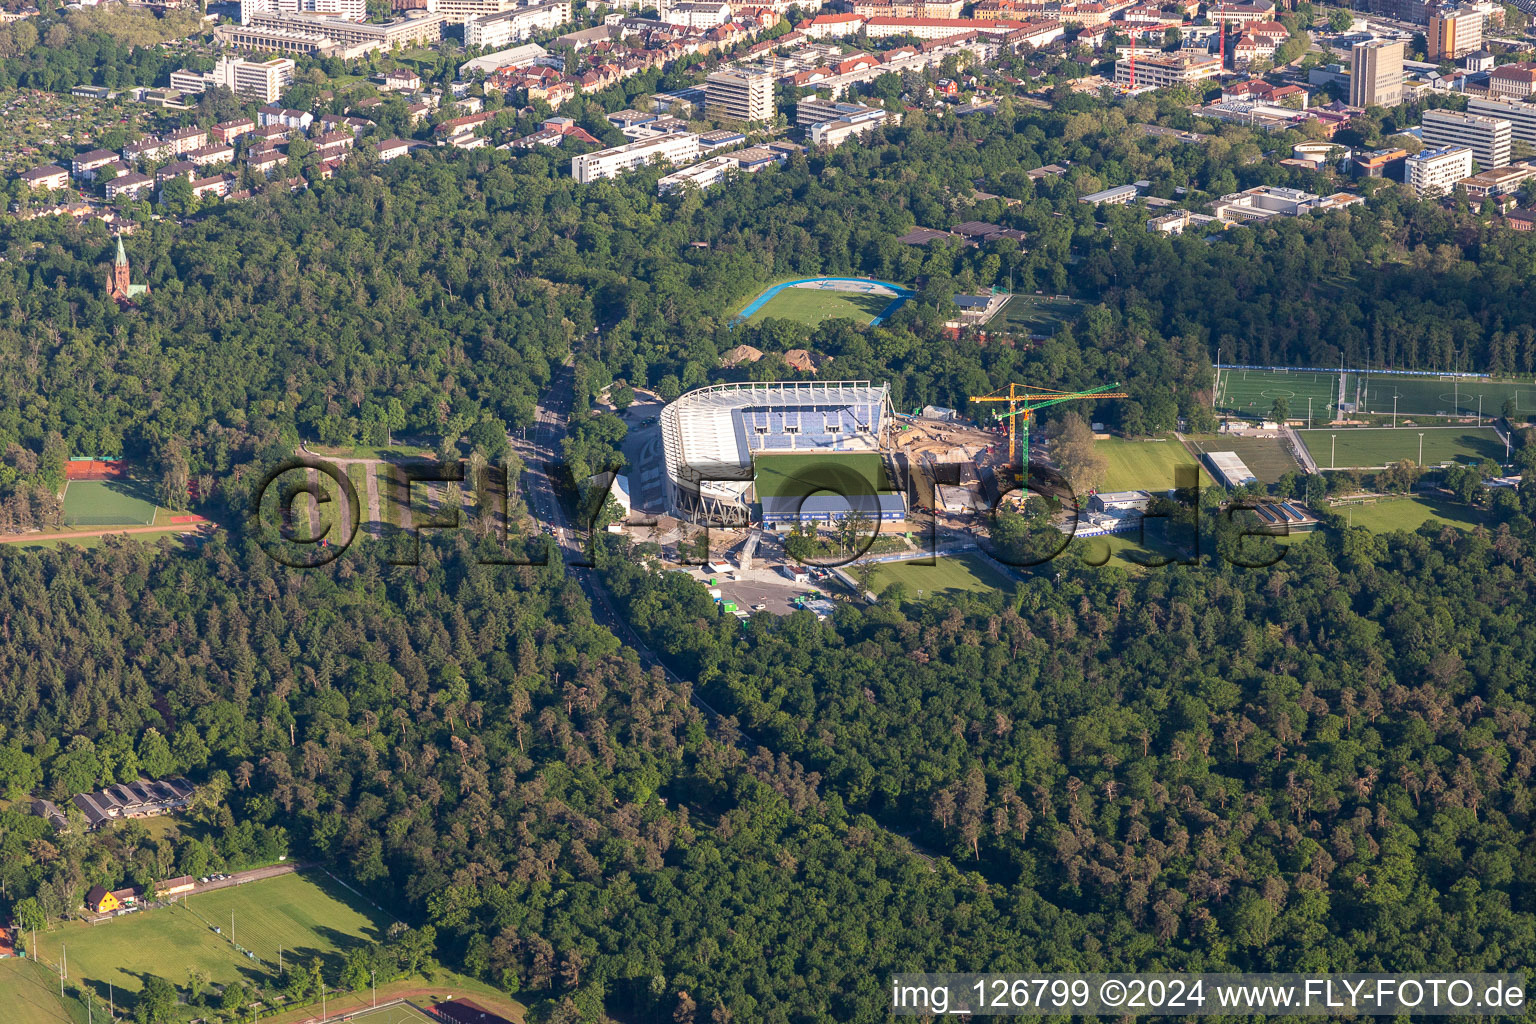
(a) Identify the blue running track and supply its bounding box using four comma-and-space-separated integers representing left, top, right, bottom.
732, 277, 914, 326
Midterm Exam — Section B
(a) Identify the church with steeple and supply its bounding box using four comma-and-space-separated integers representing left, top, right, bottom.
106, 233, 149, 303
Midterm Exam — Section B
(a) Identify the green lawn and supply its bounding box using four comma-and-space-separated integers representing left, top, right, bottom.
61, 479, 157, 527
1095, 435, 1213, 492
33, 873, 389, 998
11, 528, 196, 552
0, 958, 83, 1024
744, 287, 892, 326
1298, 427, 1506, 469
991, 294, 1082, 336
1333, 496, 1488, 533
865, 552, 1013, 599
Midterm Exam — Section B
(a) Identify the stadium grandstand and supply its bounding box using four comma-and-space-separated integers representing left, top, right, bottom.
659, 381, 902, 525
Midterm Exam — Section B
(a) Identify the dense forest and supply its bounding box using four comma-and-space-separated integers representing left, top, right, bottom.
2, 68, 1536, 1022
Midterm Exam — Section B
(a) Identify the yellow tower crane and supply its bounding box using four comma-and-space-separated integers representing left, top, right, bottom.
969, 383, 1129, 476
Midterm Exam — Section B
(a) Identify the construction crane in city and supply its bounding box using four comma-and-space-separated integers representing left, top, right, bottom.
969, 382, 1129, 477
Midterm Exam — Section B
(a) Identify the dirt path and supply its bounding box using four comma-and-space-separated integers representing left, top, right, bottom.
0, 524, 205, 545
364, 464, 383, 538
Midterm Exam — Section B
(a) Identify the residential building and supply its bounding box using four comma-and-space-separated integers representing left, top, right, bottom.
1421, 108, 1511, 167
1114, 52, 1223, 90
705, 68, 774, 122
376, 137, 424, 160
213, 117, 258, 144
168, 126, 209, 155
155, 160, 198, 185
243, 10, 444, 48
861, 15, 1029, 38
1428, 7, 1481, 59
660, 0, 731, 27
71, 149, 119, 179
1404, 144, 1474, 195
465, 0, 571, 48
852, 0, 964, 15
1469, 95, 1536, 145
105, 172, 154, 200
190, 172, 238, 198
232, 57, 297, 102
1489, 62, 1536, 100
571, 132, 701, 183
434, 0, 519, 22
1351, 39, 1404, 108
38, 774, 192, 830
258, 104, 315, 130
20, 164, 69, 190
86, 886, 126, 914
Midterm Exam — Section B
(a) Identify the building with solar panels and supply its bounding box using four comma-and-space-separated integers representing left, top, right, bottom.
659, 380, 904, 526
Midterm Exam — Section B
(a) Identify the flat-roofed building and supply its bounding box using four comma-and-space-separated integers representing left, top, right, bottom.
1404, 144, 1474, 195
458, 42, 547, 77
705, 68, 774, 122
1468, 95, 1536, 145
1457, 163, 1536, 197
1428, 7, 1481, 59
1114, 52, 1222, 90
1204, 451, 1258, 488
1421, 108, 1511, 168
233, 57, 296, 102
571, 132, 701, 183
465, 0, 570, 47
1350, 39, 1404, 108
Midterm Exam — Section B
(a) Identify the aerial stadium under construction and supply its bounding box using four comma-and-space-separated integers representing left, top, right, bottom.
659, 380, 905, 526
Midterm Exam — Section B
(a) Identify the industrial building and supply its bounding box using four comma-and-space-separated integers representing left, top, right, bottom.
659, 381, 902, 524
1350, 39, 1404, 108
705, 68, 775, 122
1421, 108, 1511, 168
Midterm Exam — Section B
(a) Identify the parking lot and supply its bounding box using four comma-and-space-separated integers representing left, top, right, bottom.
671, 561, 843, 618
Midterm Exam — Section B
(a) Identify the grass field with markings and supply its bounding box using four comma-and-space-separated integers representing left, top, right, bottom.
1297, 427, 1505, 469
1095, 435, 1214, 492
0, 958, 84, 1024
1216, 368, 1338, 421
743, 287, 892, 326
1332, 496, 1488, 533
32, 873, 388, 997
866, 552, 1012, 598
62, 479, 157, 527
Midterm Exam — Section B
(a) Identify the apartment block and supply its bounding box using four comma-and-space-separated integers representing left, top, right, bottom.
571, 132, 701, 183
1421, 108, 1511, 168
233, 57, 297, 102
1404, 145, 1474, 195
465, 0, 570, 47
705, 68, 775, 122
1351, 39, 1404, 108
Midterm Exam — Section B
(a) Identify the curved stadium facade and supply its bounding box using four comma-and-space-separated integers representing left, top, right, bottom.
659, 381, 901, 525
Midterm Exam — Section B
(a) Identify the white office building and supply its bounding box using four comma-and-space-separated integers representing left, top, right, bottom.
168, 56, 296, 103
1404, 145, 1474, 195
465, 0, 570, 47
1468, 95, 1536, 146
1421, 108, 1511, 168
571, 132, 701, 183
705, 68, 774, 122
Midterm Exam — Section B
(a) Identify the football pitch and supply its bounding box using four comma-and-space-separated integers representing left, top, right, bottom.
736, 278, 912, 327
61, 479, 157, 527
1215, 368, 1338, 422
1350, 375, 1536, 418
32, 873, 389, 997
1297, 427, 1506, 469
1095, 435, 1213, 492
865, 552, 1012, 598
754, 451, 890, 501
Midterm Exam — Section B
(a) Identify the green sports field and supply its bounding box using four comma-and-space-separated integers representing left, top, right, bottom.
754, 451, 891, 501
866, 551, 1012, 598
744, 287, 892, 326
1095, 435, 1213, 492
32, 873, 388, 998
1297, 427, 1505, 469
0, 958, 83, 1024
1350, 375, 1536, 418
1332, 496, 1488, 533
1215, 368, 1338, 422
993, 294, 1082, 336
62, 479, 157, 527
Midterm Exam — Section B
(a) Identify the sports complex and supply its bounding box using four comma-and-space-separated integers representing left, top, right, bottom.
1216, 365, 1536, 423
659, 380, 906, 525
61, 458, 157, 527
733, 277, 912, 327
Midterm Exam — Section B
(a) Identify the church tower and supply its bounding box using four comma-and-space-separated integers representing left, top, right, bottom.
106, 233, 148, 303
